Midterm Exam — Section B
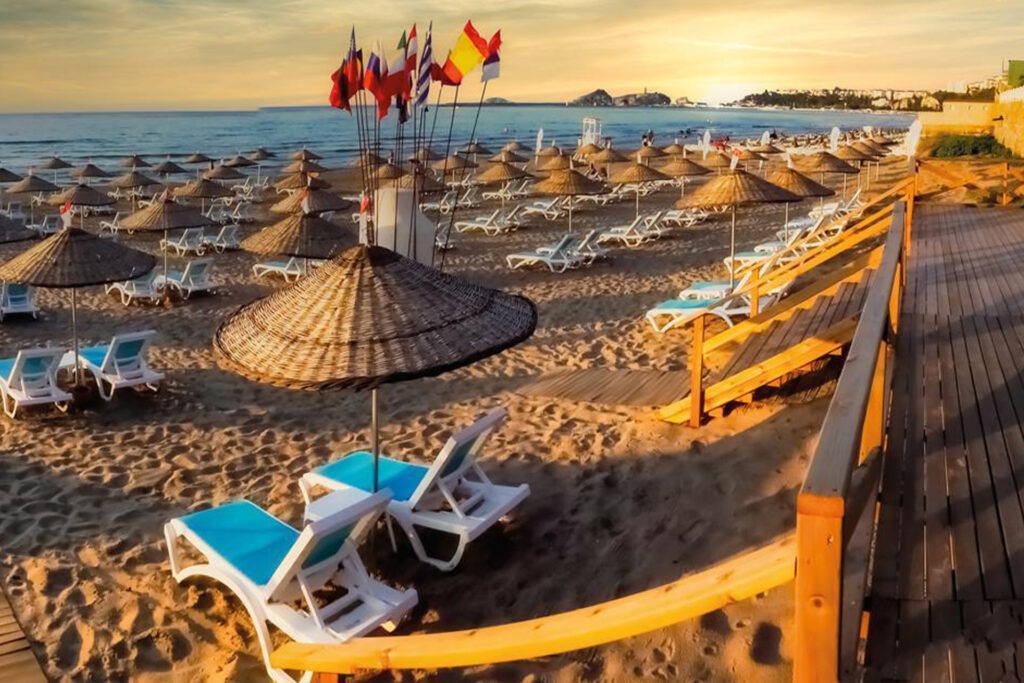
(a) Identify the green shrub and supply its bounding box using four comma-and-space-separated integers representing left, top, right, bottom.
930, 134, 1014, 158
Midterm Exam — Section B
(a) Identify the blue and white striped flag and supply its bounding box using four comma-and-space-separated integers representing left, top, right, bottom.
415, 22, 432, 108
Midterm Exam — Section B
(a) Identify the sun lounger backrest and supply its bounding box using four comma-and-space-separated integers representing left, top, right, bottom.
8, 348, 62, 397
183, 258, 213, 285
100, 330, 156, 376
2, 282, 29, 306
406, 407, 508, 509
265, 489, 390, 600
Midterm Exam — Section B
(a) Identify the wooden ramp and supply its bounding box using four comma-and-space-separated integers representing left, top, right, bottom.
0, 589, 46, 683
659, 249, 881, 425
518, 369, 688, 407
865, 205, 1024, 681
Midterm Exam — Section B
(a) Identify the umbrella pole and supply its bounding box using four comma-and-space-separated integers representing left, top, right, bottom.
71, 289, 80, 385
784, 202, 790, 240
635, 188, 639, 218
843, 174, 848, 200
568, 197, 574, 233
730, 206, 737, 289
371, 388, 380, 493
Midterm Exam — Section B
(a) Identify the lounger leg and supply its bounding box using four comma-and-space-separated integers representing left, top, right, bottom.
385, 515, 398, 553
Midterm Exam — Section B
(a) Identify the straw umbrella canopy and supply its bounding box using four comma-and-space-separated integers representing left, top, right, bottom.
224, 155, 257, 168
700, 152, 735, 172
249, 148, 275, 160
7, 173, 59, 223
536, 145, 563, 158
282, 159, 328, 175
502, 140, 528, 152
662, 142, 688, 156
275, 173, 330, 192
174, 178, 233, 213
241, 212, 353, 260
110, 170, 159, 189
385, 171, 445, 193
532, 168, 606, 232
354, 151, 388, 168
372, 163, 409, 182
48, 182, 115, 231
270, 188, 351, 216
183, 152, 213, 164
0, 215, 37, 244
460, 141, 492, 164
765, 167, 834, 238
489, 150, 527, 164
798, 151, 859, 198
575, 142, 602, 157
659, 157, 711, 198
0, 228, 155, 384
676, 169, 800, 286
633, 146, 665, 164
536, 154, 572, 173
0, 168, 22, 183
408, 147, 443, 163
71, 163, 112, 183
120, 194, 216, 282
291, 149, 323, 161
431, 155, 477, 176
833, 146, 873, 164
204, 164, 246, 181
120, 154, 151, 169
749, 143, 784, 155
476, 162, 530, 207
214, 244, 537, 490
590, 147, 627, 164
39, 156, 72, 183
609, 161, 671, 216
152, 159, 188, 177
854, 140, 886, 157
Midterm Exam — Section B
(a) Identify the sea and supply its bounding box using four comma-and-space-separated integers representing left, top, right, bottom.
0, 105, 913, 175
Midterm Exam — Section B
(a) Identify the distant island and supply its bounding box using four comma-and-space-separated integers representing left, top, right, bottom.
568, 88, 672, 107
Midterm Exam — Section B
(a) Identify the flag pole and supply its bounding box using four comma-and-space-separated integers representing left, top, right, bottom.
436, 83, 461, 270
442, 81, 488, 259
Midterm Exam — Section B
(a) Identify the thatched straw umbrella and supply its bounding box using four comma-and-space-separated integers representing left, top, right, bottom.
282, 159, 329, 175
71, 163, 112, 184
39, 156, 72, 183
354, 151, 388, 168
532, 168, 606, 232
797, 151, 859, 199
372, 163, 409, 183
765, 167, 833, 238
489, 150, 527, 165
183, 152, 213, 165
121, 193, 215, 283
241, 212, 353, 261
7, 173, 59, 223
48, 183, 115, 230
431, 154, 477, 174
461, 141, 492, 165
120, 154, 151, 169
502, 140, 528, 152
0, 228, 154, 384
0, 215, 37, 244
575, 142, 602, 158
291, 148, 322, 161
275, 173, 330, 192
536, 154, 572, 173
204, 164, 246, 181
224, 155, 257, 168
110, 170, 160, 210
0, 168, 22, 184
385, 170, 445, 194
661, 142, 687, 156
214, 244, 537, 491
609, 161, 671, 216
270, 188, 351, 216
633, 146, 665, 165
408, 147, 443, 163
248, 148, 275, 160
700, 152, 734, 174
476, 162, 530, 207
659, 157, 711, 198
152, 159, 188, 178
173, 178, 233, 214
749, 143, 784, 155
676, 169, 799, 286
733, 148, 767, 174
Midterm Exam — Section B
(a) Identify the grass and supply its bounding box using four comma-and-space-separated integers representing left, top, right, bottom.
929, 134, 1015, 159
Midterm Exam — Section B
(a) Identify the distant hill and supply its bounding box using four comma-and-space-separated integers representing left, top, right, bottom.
569, 89, 615, 106
482, 96, 513, 105
568, 89, 671, 107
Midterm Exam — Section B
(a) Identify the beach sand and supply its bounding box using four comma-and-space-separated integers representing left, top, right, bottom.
0, 156, 909, 681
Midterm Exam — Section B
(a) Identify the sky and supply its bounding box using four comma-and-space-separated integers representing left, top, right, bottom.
0, 0, 1021, 113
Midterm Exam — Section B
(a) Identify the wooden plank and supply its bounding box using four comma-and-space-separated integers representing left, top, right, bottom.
272, 534, 798, 674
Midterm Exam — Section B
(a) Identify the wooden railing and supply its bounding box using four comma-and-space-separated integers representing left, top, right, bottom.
793, 197, 911, 682
916, 158, 1023, 206
683, 178, 915, 427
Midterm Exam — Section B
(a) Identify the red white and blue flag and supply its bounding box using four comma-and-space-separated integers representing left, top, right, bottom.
415, 23, 433, 108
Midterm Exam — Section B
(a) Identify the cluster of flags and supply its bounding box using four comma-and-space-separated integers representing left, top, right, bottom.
329, 20, 501, 120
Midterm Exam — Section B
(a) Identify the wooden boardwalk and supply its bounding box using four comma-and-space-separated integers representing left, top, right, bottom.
866, 205, 1024, 681
518, 369, 688, 407
0, 589, 46, 682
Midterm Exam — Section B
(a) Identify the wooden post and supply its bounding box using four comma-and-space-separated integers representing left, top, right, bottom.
1003, 161, 1011, 207
750, 281, 760, 317
890, 261, 902, 333
690, 314, 705, 428
795, 495, 844, 683
859, 340, 887, 463
314, 674, 343, 683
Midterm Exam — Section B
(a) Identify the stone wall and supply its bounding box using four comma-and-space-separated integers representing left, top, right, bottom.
918, 101, 995, 134
994, 87, 1024, 156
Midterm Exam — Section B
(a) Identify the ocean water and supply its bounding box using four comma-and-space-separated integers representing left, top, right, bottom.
0, 105, 913, 175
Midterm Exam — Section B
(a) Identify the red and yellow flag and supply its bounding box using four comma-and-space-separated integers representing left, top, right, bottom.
442, 21, 490, 85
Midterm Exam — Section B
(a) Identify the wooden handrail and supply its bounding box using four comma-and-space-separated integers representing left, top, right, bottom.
270, 534, 797, 674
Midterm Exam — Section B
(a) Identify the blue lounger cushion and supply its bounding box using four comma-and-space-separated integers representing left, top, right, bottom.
312, 452, 428, 502
652, 299, 711, 311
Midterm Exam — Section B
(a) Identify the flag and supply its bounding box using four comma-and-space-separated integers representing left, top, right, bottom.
431, 53, 459, 86
442, 20, 490, 85
481, 31, 501, 82
363, 52, 390, 119
415, 23, 433, 108
406, 24, 418, 75
60, 201, 71, 215
329, 29, 361, 111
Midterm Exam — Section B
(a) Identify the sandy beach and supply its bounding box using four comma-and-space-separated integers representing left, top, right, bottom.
0, 155, 911, 682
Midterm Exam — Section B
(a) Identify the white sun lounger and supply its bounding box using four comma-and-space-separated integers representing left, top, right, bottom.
537, 229, 608, 266
160, 227, 207, 256
300, 407, 529, 572
202, 224, 240, 253
106, 271, 161, 306
506, 233, 581, 273
2, 202, 26, 222
59, 330, 163, 400
0, 347, 72, 418
679, 270, 755, 301
0, 282, 39, 321
597, 215, 655, 248
253, 256, 303, 282
419, 189, 457, 213
166, 489, 418, 683
27, 214, 61, 236
99, 212, 126, 235
155, 258, 213, 299
455, 209, 501, 233
520, 197, 566, 221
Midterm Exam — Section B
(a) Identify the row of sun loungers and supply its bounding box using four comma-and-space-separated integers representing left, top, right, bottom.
0, 330, 163, 417
106, 259, 215, 304
158, 225, 240, 255
164, 406, 530, 682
